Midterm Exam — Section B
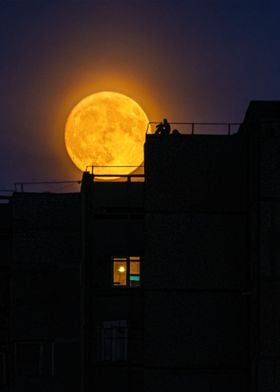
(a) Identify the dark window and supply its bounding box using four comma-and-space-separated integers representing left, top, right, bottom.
101, 320, 128, 361
15, 342, 43, 376
14, 341, 55, 377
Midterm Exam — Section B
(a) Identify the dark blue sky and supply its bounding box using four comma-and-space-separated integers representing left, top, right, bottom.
1, 0, 280, 191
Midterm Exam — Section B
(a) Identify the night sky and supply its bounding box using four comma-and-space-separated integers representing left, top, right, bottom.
1, 0, 280, 192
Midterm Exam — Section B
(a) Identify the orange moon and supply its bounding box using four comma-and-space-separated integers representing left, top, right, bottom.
64, 91, 149, 178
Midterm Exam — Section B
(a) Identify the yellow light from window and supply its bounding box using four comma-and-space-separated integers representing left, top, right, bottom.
114, 260, 127, 286
130, 260, 140, 275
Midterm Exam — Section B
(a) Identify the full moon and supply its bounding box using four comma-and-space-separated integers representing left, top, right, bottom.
65, 91, 149, 178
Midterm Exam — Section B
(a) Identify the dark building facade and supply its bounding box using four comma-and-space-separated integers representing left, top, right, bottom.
0, 201, 11, 389
1, 101, 280, 391
82, 115, 249, 391
9, 193, 81, 391
81, 175, 145, 391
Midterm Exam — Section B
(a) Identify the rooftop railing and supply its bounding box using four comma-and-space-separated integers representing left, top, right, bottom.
14, 180, 82, 193
146, 122, 241, 135
13, 167, 144, 192
85, 166, 145, 182
12, 123, 242, 192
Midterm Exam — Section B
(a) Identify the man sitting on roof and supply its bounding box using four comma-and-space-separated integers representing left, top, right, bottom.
155, 118, 171, 135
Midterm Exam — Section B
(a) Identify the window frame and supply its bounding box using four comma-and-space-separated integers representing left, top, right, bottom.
112, 256, 141, 288
14, 341, 43, 377
13, 340, 55, 377
101, 320, 128, 362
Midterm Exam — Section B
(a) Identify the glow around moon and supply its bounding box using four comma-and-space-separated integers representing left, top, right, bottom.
65, 91, 149, 178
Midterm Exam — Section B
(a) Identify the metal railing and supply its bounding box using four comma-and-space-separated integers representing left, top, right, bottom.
146, 122, 241, 135
85, 166, 145, 182
13, 167, 145, 192
14, 180, 82, 193
13, 121, 243, 193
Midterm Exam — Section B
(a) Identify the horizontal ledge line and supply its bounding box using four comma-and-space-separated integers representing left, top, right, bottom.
144, 210, 248, 215
14, 180, 81, 185
87, 166, 144, 168
147, 122, 242, 125
143, 288, 249, 293
92, 363, 248, 372
88, 288, 248, 294
92, 174, 144, 177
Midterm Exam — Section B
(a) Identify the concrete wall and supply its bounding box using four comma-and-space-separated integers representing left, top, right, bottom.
0, 202, 11, 390
144, 134, 247, 212
143, 132, 249, 391
81, 179, 145, 391
243, 101, 280, 392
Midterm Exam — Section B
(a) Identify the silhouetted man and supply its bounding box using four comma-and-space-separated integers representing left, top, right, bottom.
155, 118, 171, 135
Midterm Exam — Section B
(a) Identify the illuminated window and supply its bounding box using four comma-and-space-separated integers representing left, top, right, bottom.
113, 256, 141, 288
102, 320, 128, 361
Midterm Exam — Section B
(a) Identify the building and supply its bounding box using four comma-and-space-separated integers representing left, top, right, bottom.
8, 193, 81, 392
0, 199, 11, 389
1, 101, 280, 391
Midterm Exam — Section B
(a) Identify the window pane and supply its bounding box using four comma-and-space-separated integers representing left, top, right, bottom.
130, 278, 140, 288
102, 321, 128, 362
16, 343, 41, 376
113, 260, 127, 286
103, 338, 112, 361
130, 260, 140, 287
130, 276, 140, 282
130, 261, 140, 275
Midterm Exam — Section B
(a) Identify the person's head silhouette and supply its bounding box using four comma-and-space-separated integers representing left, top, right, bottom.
162, 118, 171, 134
155, 118, 171, 135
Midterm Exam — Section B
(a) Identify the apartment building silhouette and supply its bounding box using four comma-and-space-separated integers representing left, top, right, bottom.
0, 101, 280, 391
